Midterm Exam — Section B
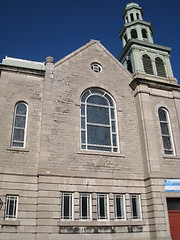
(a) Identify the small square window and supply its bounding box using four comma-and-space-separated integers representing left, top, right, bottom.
5, 195, 18, 219
114, 194, 126, 219
79, 193, 91, 220
61, 193, 73, 220
97, 194, 109, 220
130, 195, 142, 219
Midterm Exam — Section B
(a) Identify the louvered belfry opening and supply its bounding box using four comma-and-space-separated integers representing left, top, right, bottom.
142, 29, 148, 39
142, 54, 154, 75
131, 29, 138, 39
155, 57, 166, 77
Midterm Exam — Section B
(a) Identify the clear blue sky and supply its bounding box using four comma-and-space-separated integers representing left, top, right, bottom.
1, 0, 180, 82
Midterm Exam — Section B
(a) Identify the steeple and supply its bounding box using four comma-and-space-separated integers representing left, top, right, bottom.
118, 2, 177, 84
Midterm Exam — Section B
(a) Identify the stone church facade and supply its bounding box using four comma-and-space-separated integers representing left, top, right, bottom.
0, 3, 180, 240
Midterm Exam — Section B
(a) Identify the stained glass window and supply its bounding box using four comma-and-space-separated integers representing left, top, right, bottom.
158, 107, 175, 155
81, 88, 119, 152
11, 102, 28, 147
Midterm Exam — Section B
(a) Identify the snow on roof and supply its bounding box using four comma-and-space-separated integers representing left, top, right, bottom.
2, 56, 45, 70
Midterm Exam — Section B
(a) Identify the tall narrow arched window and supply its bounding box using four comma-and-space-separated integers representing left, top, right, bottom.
124, 34, 127, 44
127, 59, 133, 73
81, 88, 119, 152
142, 29, 148, 39
130, 13, 134, 22
11, 102, 28, 148
142, 54, 154, 75
131, 29, 138, 39
158, 107, 175, 155
155, 57, 166, 77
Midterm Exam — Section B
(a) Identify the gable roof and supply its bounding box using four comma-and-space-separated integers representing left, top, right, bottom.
54, 39, 132, 78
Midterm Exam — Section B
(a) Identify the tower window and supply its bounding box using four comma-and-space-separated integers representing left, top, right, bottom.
11, 101, 28, 148
142, 29, 148, 39
136, 13, 139, 19
81, 88, 119, 152
131, 29, 138, 39
126, 16, 129, 23
130, 13, 134, 21
127, 59, 133, 73
124, 34, 127, 43
142, 54, 154, 75
155, 57, 166, 77
158, 107, 175, 155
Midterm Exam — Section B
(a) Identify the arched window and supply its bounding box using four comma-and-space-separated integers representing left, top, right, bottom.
136, 13, 139, 19
11, 102, 28, 147
124, 34, 127, 43
142, 29, 148, 39
155, 57, 166, 77
142, 54, 154, 75
131, 29, 138, 39
127, 59, 133, 73
158, 107, 175, 155
81, 88, 119, 152
130, 13, 134, 21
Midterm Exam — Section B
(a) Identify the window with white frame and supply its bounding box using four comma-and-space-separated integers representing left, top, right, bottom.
91, 62, 102, 73
114, 194, 126, 220
130, 195, 142, 219
81, 88, 119, 152
158, 107, 175, 155
11, 102, 28, 147
79, 193, 91, 220
5, 195, 18, 219
97, 194, 109, 220
61, 193, 73, 220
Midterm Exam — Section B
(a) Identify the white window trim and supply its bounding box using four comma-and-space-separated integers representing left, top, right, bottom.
79, 193, 92, 220
97, 193, 109, 220
114, 194, 126, 220
11, 102, 28, 148
130, 194, 142, 220
5, 195, 19, 220
80, 89, 119, 153
61, 193, 74, 220
158, 107, 176, 156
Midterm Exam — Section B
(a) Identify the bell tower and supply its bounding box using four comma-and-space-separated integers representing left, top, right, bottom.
118, 2, 177, 84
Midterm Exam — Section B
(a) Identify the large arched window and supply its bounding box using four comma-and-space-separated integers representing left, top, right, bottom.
11, 102, 28, 147
81, 88, 119, 152
142, 54, 154, 75
155, 57, 166, 77
158, 107, 175, 155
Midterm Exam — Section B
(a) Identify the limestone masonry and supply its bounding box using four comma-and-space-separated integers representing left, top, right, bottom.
0, 2, 180, 240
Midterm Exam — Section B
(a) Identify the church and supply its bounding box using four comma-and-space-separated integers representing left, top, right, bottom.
0, 2, 180, 240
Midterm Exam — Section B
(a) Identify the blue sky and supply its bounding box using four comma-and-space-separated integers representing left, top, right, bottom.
1, 0, 180, 82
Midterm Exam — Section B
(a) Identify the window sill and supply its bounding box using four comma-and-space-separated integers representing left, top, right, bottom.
1, 219, 20, 226
78, 150, 125, 158
162, 155, 180, 160
7, 147, 29, 152
57, 220, 145, 227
